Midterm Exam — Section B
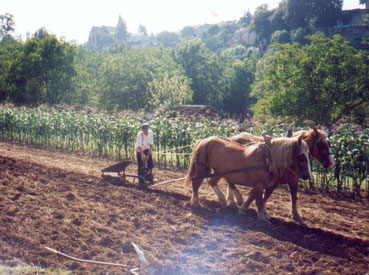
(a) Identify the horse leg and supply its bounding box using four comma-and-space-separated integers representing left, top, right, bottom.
289, 182, 303, 224
230, 184, 244, 206
239, 187, 257, 215
226, 183, 237, 207
209, 177, 227, 206
262, 183, 278, 218
192, 178, 203, 206
255, 190, 270, 224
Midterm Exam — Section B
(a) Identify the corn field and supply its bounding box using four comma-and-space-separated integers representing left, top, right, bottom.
0, 106, 240, 169
0, 105, 368, 195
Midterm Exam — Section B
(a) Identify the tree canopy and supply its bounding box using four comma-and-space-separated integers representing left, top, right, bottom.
173, 39, 224, 107
0, 13, 15, 39
1, 12, 368, 125
283, 0, 343, 28
6, 29, 77, 105
252, 33, 369, 126
97, 47, 190, 110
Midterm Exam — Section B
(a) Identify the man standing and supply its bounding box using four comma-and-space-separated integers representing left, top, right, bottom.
136, 123, 154, 186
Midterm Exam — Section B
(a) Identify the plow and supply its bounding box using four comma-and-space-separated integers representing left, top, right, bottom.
101, 159, 185, 187
101, 160, 147, 185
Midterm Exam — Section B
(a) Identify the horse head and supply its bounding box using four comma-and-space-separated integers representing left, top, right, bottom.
310, 127, 335, 170
293, 137, 311, 180
270, 137, 311, 181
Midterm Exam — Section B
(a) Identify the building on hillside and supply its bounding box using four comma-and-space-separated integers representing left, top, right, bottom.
85, 15, 150, 50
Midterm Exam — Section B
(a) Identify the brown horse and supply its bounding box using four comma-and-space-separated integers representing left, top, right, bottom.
184, 136, 311, 222
229, 127, 335, 223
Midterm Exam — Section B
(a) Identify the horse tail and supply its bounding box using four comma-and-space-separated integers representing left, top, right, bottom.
184, 139, 203, 187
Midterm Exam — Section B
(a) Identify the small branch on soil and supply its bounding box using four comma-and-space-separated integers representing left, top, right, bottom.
44, 246, 134, 269
151, 177, 185, 187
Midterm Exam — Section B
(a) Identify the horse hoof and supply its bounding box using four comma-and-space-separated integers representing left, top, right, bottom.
258, 217, 271, 224
292, 214, 304, 224
263, 209, 271, 219
191, 200, 203, 208
218, 200, 227, 207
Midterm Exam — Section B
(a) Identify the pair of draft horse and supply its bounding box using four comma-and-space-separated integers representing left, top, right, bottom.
184, 128, 335, 224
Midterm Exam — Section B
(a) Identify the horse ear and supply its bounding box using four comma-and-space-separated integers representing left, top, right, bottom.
262, 133, 272, 147
312, 126, 318, 135
298, 136, 302, 146
286, 128, 293, 138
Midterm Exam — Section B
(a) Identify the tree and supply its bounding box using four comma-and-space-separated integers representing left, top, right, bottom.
290, 27, 309, 44
6, 30, 77, 105
180, 26, 197, 39
72, 50, 102, 106
115, 15, 128, 42
283, 0, 343, 29
98, 48, 187, 110
138, 24, 147, 36
239, 11, 252, 27
0, 38, 21, 102
0, 13, 15, 39
173, 39, 223, 107
271, 30, 291, 44
207, 25, 220, 36
251, 5, 274, 42
203, 23, 238, 52
220, 45, 249, 63
221, 56, 257, 114
155, 31, 179, 47
252, 33, 369, 126
148, 73, 193, 110
269, 1, 288, 32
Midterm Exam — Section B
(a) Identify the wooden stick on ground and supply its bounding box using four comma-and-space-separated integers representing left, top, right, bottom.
150, 177, 185, 188
44, 246, 131, 268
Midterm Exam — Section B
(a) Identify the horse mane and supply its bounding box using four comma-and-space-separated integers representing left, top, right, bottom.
269, 137, 298, 175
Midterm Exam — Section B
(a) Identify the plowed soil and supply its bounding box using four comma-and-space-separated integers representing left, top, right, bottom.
0, 142, 368, 275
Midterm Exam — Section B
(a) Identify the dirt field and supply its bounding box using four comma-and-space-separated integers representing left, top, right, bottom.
0, 141, 368, 275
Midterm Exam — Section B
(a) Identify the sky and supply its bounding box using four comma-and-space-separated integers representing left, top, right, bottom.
0, 0, 364, 44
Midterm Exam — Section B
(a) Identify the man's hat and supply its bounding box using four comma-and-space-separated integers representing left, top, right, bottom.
142, 123, 149, 130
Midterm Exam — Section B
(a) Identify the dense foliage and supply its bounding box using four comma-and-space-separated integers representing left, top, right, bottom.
173, 39, 224, 108
0, 8, 368, 121
252, 33, 369, 126
250, 0, 344, 48
0, 26, 257, 114
6, 30, 77, 105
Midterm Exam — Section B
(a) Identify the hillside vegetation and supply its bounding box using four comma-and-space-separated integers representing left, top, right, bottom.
1, 4, 368, 124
